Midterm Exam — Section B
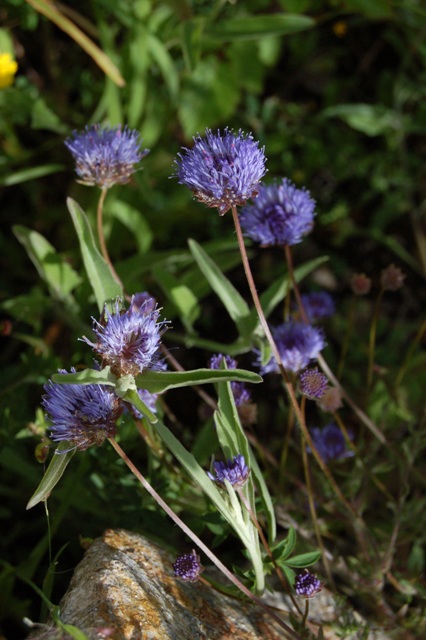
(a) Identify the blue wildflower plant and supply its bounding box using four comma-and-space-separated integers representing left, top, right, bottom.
82, 295, 168, 377
173, 550, 204, 582
174, 128, 266, 215
300, 291, 335, 322
207, 454, 251, 489
65, 124, 149, 188
42, 369, 123, 451
259, 321, 325, 375
309, 423, 354, 463
239, 178, 315, 246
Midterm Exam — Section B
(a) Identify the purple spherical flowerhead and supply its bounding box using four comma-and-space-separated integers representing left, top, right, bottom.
174, 128, 266, 215
82, 296, 167, 377
295, 570, 323, 598
207, 454, 250, 488
309, 423, 354, 463
299, 367, 328, 400
173, 550, 204, 582
260, 321, 325, 374
301, 292, 335, 322
209, 354, 251, 406
239, 178, 315, 246
65, 124, 149, 188
42, 369, 123, 451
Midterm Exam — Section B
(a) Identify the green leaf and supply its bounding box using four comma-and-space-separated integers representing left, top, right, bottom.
67, 198, 123, 312
215, 365, 276, 541
188, 239, 256, 338
107, 199, 153, 253
51, 367, 117, 386
283, 550, 321, 568
13, 226, 81, 299
205, 14, 314, 41
322, 104, 403, 137
114, 376, 158, 424
136, 368, 262, 394
26, 443, 76, 509
31, 97, 67, 133
154, 265, 200, 328
0, 164, 65, 186
272, 527, 297, 561
147, 33, 179, 101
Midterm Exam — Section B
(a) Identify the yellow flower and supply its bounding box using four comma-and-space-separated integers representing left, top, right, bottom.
0, 52, 18, 89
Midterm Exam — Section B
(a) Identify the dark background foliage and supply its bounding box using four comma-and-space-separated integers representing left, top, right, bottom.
1, 1, 425, 638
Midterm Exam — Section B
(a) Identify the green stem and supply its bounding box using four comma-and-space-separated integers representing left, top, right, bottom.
367, 288, 384, 389
231, 207, 360, 518
96, 187, 123, 288
108, 438, 302, 640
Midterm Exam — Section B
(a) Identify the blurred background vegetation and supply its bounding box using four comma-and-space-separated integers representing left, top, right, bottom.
1, 0, 425, 638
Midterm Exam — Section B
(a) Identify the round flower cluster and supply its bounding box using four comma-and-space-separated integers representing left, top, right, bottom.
309, 422, 354, 463
174, 128, 266, 215
82, 295, 167, 377
42, 369, 123, 451
239, 178, 315, 246
299, 367, 328, 400
173, 550, 204, 582
259, 321, 325, 375
295, 570, 323, 598
207, 454, 250, 488
65, 124, 149, 188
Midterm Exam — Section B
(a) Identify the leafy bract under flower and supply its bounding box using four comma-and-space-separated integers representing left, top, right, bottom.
42, 369, 123, 451
260, 321, 325, 374
65, 124, 149, 188
82, 295, 167, 377
174, 128, 266, 215
239, 178, 315, 246
207, 454, 250, 488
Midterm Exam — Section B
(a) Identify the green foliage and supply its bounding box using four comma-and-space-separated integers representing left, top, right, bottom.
1, 0, 426, 637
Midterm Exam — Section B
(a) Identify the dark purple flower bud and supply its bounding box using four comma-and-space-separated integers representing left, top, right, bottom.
308, 422, 353, 463
82, 295, 168, 377
207, 454, 250, 488
259, 321, 325, 374
42, 369, 123, 451
239, 178, 315, 246
173, 550, 204, 582
65, 124, 149, 188
299, 367, 328, 400
300, 291, 335, 322
295, 569, 323, 598
174, 128, 266, 215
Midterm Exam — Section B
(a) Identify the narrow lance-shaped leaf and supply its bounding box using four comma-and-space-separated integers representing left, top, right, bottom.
136, 368, 262, 394
67, 198, 123, 312
27, 443, 76, 510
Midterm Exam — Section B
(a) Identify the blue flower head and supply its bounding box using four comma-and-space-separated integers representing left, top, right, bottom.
65, 124, 149, 188
309, 422, 354, 463
82, 295, 167, 377
260, 321, 325, 374
299, 367, 328, 400
173, 550, 204, 582
207, 454, 250, 488
174, 128, 266, 215
301, 292, 335, 322
295, 570, 323, 598
209, 354, 251, 406
42, 369, 123, 451
239, 178, 315, 246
